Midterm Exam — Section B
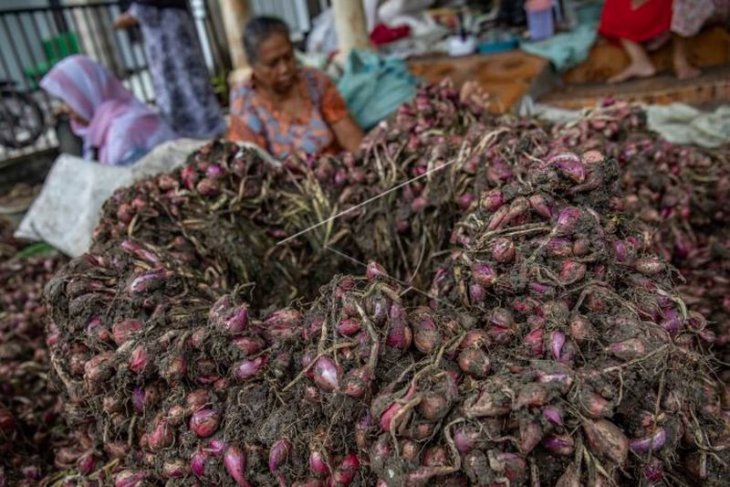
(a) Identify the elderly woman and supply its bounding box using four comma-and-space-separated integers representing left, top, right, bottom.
228, 17, 364, 160
40, 55, 176, 166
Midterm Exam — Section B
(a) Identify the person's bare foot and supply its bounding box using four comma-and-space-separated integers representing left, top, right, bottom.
608, 61, 656, 84
674, 62, 701, 80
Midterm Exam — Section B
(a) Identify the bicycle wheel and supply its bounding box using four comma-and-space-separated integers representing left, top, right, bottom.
0, 90, 45, 149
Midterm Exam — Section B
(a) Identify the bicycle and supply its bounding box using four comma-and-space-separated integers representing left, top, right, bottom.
0, 80, 45, 149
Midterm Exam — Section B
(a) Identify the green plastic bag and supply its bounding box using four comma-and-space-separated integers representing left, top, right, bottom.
336, 49, 419, 130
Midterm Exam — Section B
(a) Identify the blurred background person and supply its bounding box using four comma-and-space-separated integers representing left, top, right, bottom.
40, 55, 176, 166
671, 0, 730, 78
114, 0, 226, 139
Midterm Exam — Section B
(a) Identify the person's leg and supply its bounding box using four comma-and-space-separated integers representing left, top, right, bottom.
672, 34, 701, 80
609, 38, 656, 83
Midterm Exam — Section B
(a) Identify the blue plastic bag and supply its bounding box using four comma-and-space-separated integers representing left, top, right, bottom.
336, 49, 419, 130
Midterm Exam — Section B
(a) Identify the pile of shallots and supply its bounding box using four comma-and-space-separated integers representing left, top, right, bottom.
0, 238, 70, 486
44, 113, 729, 484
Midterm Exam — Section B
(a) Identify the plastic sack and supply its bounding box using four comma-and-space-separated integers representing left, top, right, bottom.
336, 49, 419, 130
14, 140, 278, 257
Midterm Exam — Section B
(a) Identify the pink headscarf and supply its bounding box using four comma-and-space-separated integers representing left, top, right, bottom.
41, 55, 176, 165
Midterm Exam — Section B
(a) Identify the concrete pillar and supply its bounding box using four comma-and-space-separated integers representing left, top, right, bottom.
331, 0, 370, 60
217, 0, 252, 85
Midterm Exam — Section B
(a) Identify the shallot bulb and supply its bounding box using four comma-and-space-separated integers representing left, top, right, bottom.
224, 445, 250, 486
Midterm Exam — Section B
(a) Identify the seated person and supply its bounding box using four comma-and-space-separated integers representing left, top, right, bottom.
227, 16, 364, 160
41, 55, 176, 166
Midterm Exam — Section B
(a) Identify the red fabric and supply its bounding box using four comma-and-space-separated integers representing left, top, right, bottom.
599, 0, 672, 42
370, 23, 411, 45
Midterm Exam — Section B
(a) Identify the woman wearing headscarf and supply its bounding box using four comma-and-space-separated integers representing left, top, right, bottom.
114, 0, 226, 139
40, 54, 176, 166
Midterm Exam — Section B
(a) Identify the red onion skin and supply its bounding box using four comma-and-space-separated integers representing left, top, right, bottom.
120, 239, 161, 266
582, 390, 612, 418
471, 262, 496, 287
269, 438, 292, 473
520, 420, 543, 454
234, 355, 268, 381
412, 311, 441, 354
223, 305, 249, 334
608, 338, 647, 360
232, 336, 266, 355
569, 314, 594, 342
206, 438, 227, 457
492, 237, 516, 263
166, 404, 186, 426
583, 419, 629, 466
224, 445, 250, 486
186, 389, 211, 412
481, 189, 504, 212
459, 329, 490, 350
77, 452, 96, 475
629, 428, 667, 453
514, 383, 549, 409
365, 260, 388, 282
313, 356, 340, 392
114, 470, 149, 487
529, 193, 554, 219
457, 193, 475, 210
337, 318, 361, 336
550, 152, 586, 183
262, 309, 303, 342
309, 449, 331, 476
458, 347, 491, 379
454, 426, 479, 453
559, 260, 586, 284
162, 460, 188, 479
468, 283, 486, 304
643, 458, 664, 483
634, 256, 665, 276
524, 327, 544, 356
112, 319, 143, 346
487, 205, 510, 230
542, 434, 575, 456
148, 417, 174, 451
191, 448, 207, 478
294, 481, 326, 487
190, 407, 221, 438
341, 367, 372, 398
550, 331, 566, 360
386, 303, 412, 349
131, 387, 145, 413
327, 454, 360, 487
555, 207, 583, 235
547, 237, 574, 257
542, 405, 564, 426
128, 345, 150, 374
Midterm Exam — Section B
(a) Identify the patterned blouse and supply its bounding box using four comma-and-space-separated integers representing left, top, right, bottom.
228, 68, 349, 160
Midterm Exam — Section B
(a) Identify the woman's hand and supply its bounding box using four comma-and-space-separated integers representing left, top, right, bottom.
332, 115, 364, 154
459, 81, 491, 108
113, 12, 138, 30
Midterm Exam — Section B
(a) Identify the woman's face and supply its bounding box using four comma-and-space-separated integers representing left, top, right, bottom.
253, 33, 297, 94
60, 103, 88, 126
